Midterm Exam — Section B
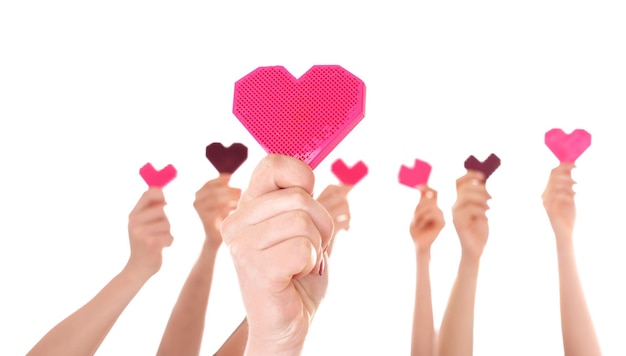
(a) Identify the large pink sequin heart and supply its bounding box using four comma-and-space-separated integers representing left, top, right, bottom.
233, 65, 366, 169
545, 128, 591, 163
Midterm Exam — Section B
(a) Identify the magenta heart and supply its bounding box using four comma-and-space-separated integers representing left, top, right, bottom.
545, 128, 591, 163
232, 65, 366, 169
206, 142, 248, 174
139, 163, 177, 188
464, 154, 500, 180
398, 159, 432, 188
331, 159, 368, 185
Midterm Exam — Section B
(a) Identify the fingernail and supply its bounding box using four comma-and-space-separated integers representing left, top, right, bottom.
318, 258, 325, 276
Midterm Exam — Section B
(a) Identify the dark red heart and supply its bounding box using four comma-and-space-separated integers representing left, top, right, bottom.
205, 142, 248, 174
139, 163, 177, 188
464, 154, 501, 180
331, 159, 368, 185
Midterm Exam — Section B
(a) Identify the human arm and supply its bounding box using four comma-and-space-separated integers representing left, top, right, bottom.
157, 174, 241, 356
409, 186, 444, 356
437, 171, 491, 356
542, 164, 601, 356
213, 182, 351, 355
221, 154, 333, 356
27, 188, 173, 356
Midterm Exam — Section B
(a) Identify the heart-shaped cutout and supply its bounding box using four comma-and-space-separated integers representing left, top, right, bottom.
139, 163, 177, 188
398, 159, 432, 188
206, 142, 248, 174
545, 128, 591, 163
331, 159, 368, 185
464, 154, 500, 180
233, 65, 366, 169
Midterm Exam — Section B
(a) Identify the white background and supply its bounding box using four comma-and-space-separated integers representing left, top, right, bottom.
1, 1, 625, 355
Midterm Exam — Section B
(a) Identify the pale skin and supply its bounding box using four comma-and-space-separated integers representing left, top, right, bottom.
156, 174, 241, 356
26, 188, 173, 356
220, 154, 334, 356
213, 183, 352, 356
542, 163, 601, 356
410, 186, 445, 356
438, 170, 491, 356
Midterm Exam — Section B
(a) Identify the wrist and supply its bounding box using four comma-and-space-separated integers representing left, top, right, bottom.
460, 252, 481, 268
555, 237, 575, 255
119, 263, 152, 287
202, 239, 222, 254
245, 337, 304, 356
415, 246, 431, 261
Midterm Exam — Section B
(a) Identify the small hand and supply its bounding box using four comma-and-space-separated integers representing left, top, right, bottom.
316, 184, 352, 256
126, 188, 173, 279
542, 163, 576, 240
452, 171, 491, 260
194, 174, 242, 248
410, 186, 445, 253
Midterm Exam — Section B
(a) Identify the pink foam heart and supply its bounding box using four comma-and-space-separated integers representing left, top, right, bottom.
139, 163, 177, 188
545, 128, 591, 163
398, 159, 432, 189
233, 65, 366, 169
331, 159, 368, 185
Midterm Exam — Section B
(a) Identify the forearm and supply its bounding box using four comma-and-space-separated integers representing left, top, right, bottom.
27, 266, 148, 356
412, 249, 435, 356
437, 254, 480, 356
555, 238, 601, 356
157, 243, 219, 356
214, 317, 249, 356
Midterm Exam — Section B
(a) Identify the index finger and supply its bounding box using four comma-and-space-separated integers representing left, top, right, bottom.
131, 188, 166, 214
418, 185, 438, 201
457, 170, 486, 190
240, 155, 315, 204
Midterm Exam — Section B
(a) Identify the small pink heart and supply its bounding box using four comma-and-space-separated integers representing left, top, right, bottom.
331, 159, 368, 185
139, 163, 177, 188
233, 65, 366, 169
205, 142, 248, 174
398, 159, 432, 189
545, 128, 591, 163
464, 154, 500, 180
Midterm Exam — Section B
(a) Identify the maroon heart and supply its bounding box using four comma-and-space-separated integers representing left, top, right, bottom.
205, 142, 248, 174
464, 154, 501, 180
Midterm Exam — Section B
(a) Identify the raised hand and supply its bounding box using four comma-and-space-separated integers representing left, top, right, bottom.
542, 163, 576, 241
452, 171, 491, 260
316, 184, 352, 256
27, 188, 173, 356
157, 177, 241, 356
126, 188, 173, 279
409, 186, 444, 356
410, 186, 445, 253
193, 174, 241, 248
221, 155, 333, 355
